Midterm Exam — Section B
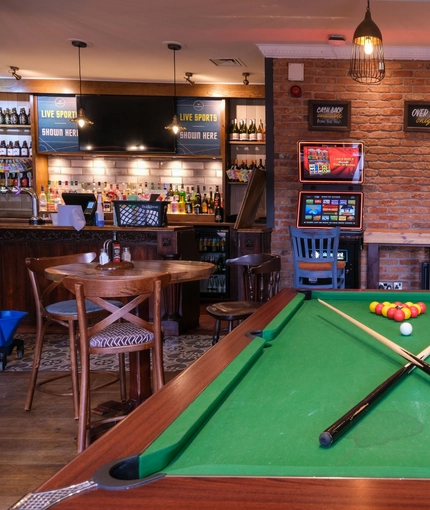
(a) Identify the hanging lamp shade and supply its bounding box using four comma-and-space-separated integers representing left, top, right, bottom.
164, 43, 186, 134
70, 40, 93, 127
349, 0, 385, 84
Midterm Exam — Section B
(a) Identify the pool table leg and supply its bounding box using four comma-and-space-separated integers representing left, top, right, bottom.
367, 243, 380, 289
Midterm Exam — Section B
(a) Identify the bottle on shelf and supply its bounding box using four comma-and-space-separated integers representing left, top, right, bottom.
239, 119, 248, 141
20, 141, 29, 157
178, 188, 186, 214
10, 108, 19, 125
39, 186, 47, 212
248, 119, 257, 141
4, 109, 11, 125
230, 119, 240, 141
214, 194, 224, 223
12, 141, 20, 156
19, 108, 28, 125
257, 119, 264, 141
0, 141, 7, 156
7, 141, 14, 156
208, 187, 214, 214
20, 172, 29, 187
0, 108, 5, 125
186, 189, 193, 214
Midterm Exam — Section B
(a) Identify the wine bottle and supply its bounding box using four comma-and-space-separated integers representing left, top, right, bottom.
13, 140, 21, 156
231, 118, 240, 141
4, 109, 11, 125
0, 108, 5, 125
214, 195, 224, 223
249, 119, 257, 141
239, 119, 248, 141
0, 140, 6, 156
257, 119, 264, 141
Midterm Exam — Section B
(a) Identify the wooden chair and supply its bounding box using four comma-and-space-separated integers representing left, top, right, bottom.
206, 254, 281, 344
62, 272, 171, 452
289, 226, 346, 289
24, 253, 123, 420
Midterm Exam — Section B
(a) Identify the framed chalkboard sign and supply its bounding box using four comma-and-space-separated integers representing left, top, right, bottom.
404, 101, 430, 132
308, 100, 351, 131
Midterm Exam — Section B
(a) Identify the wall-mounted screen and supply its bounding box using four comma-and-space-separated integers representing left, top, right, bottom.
296, 191, 363, 231
298, 141, 364, 184
77, 95, 176, 153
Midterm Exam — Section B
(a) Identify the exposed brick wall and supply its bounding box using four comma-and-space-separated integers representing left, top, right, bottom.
272, 58, 430, 290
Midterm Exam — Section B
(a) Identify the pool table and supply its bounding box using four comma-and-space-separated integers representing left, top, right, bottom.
14, 289, 430, 509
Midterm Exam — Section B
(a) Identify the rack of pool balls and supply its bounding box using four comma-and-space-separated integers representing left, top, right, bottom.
369, 300, 427, 336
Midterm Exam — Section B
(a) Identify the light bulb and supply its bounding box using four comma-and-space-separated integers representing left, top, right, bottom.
364, 37, 373, 55
77, 118, 86, 128
172, 125, 180, 135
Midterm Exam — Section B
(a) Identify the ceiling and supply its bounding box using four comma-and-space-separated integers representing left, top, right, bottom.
3, 0, 430, 86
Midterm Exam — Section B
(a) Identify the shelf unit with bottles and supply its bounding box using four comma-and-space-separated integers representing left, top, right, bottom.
224, 99, 266, 219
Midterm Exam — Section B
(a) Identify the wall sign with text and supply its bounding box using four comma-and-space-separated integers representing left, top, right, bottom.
308, 100, 351, 131
175, 98, 222, 156
404, 101, 430, 132
37, 96, 80, 153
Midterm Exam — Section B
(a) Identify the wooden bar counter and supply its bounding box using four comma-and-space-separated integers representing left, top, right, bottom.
364, 229, 430, 289
0, 221, 201, 335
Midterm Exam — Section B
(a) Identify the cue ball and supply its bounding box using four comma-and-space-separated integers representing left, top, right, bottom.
400, 323, 413, 336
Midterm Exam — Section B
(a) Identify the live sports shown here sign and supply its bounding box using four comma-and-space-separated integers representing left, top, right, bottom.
37, 96, 80, 153
175, 98, 222, 156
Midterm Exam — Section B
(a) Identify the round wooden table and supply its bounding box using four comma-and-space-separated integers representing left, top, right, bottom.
45, 259, 214, 404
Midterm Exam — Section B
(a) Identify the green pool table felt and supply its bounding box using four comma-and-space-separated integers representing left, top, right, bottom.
139, 291, 430, 479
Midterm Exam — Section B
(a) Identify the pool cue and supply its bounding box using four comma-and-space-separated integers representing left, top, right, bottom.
318, 299, 430, 376
319, 344, 430, 446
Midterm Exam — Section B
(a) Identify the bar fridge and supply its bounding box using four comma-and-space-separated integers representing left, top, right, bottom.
195, 227, 229, 299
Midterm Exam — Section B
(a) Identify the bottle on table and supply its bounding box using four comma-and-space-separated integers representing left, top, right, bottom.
39, 186, 47, 212
95, 194, 105, 227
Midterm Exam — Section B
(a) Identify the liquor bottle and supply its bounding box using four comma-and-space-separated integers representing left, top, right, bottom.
27, 108, 31, 125
248, 119, 257, 141
201, 194, 208, 214
168, 183, 174, 198
13, 140, 21, 156
257, 119, 264, 141
230, 119, 240, 141
19, 108, 28, 125
214, 185, 221, 203
10, 108, 19, 125
186, 189, 193, 214
7, 141, 14, 156
179, 183, 186, 203
215, 195, 224, 223
208, 187, 214, 214
178, 189, 186, 214
39, 185, 47, 212
29, 142, 32, 157
20, 141, 29, 157
0, 140, 7, 156
0, 108, 5, 125
4, 109, 11, 125
195, 185, 202, 208
20, 172, 29, 187
262, 123, 266, 142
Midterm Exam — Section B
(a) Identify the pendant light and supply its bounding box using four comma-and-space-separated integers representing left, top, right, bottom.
349, 0, 385, 84
165, 43, 186, 134
70, 40, 93, 127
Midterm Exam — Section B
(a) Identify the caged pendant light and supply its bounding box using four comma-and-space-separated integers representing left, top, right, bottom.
164, 43, 186, 135
349, 0, 385, 84
70, 40, 93, 127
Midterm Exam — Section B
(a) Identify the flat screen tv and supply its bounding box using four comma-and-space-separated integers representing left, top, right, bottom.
298, 141, 364, 184
77, 95, 176, 153
296, 191, 363, 231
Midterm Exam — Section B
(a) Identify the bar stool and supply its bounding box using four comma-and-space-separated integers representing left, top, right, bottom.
206, 254, 281, 344
24, 252, 124, 420
63, 272, 171, 452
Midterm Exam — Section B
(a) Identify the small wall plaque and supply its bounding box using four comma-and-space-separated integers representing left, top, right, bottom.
404, 101, 430, 132
308, 100, 351, 131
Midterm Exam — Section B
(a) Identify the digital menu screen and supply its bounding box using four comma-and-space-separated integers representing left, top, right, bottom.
296, 191, 363, 230
298, 141, 364, 184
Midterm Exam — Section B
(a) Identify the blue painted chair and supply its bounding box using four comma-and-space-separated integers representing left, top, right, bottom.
289, 226, 346, 289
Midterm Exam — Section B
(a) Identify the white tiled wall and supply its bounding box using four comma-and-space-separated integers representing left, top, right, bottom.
47, 156, 223, 193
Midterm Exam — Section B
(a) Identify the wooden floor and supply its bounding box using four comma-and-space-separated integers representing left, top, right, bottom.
0, 308, 215, 510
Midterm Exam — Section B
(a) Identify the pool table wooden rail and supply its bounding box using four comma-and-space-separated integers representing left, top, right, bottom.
18, 288, 430, 509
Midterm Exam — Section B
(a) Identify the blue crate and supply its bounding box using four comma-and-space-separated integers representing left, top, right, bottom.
0, 311, 27, 347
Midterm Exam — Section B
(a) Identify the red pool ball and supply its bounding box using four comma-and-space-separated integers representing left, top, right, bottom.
393, 309, 405, 322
